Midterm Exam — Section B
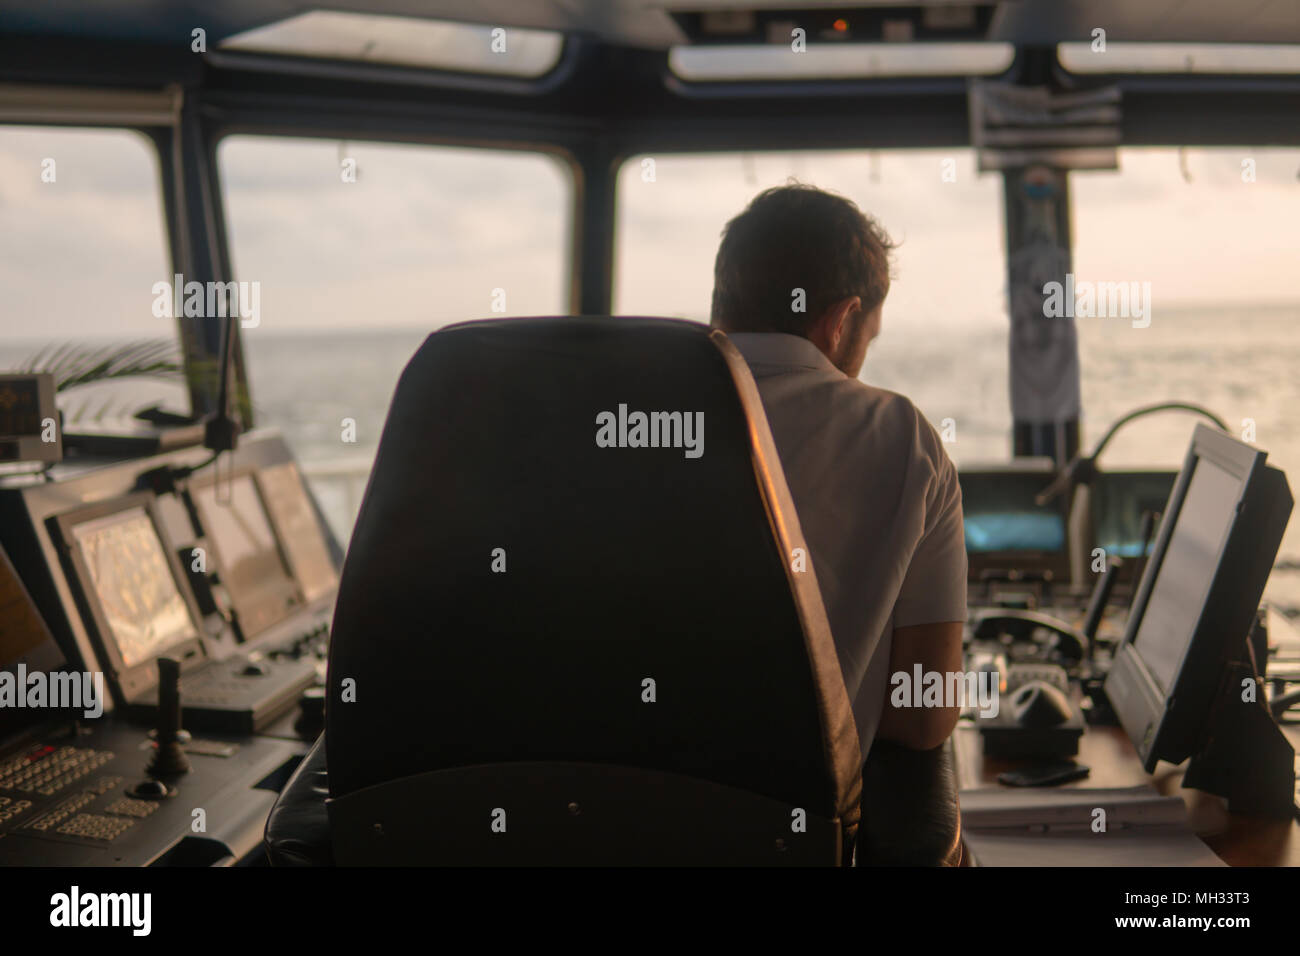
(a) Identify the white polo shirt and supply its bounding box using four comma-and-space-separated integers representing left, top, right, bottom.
729, 332, 968, 761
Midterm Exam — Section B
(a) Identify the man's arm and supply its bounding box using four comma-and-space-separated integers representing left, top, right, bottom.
876, 406, 968, 751
876, 621, 964, 750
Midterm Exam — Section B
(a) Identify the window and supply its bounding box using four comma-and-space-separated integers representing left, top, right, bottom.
0, 126, 179, 421
1058, 43, 1300, 75
614, 149, 1010, 465
1070, 147, 1300, 579
670, 42, 1014, 81
220, 12, 564, 77
218, 135, 572, 537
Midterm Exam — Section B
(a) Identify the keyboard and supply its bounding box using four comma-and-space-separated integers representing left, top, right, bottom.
0, 721, 307, 865
0, 745, 114, 797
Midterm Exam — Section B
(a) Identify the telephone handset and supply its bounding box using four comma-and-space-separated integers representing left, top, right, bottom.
971, 609, 1088, 666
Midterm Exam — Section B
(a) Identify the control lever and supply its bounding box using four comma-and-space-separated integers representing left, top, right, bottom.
1081, 556, 1122, 657
1078, 562, 1123, 724
1131, 509, 1159, 588
142, 658, 191, 785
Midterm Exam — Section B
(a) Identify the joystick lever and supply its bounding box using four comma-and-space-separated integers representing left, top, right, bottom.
145, 657, 191, 779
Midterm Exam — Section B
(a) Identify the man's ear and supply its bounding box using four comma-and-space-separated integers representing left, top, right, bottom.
809, 296, 862, 352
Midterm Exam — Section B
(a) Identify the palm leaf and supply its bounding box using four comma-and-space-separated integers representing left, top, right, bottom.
19, 338, 257, 427
18, 339, 185, 392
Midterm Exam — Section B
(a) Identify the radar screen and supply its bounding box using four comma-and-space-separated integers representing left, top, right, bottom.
68, 506, 195, 669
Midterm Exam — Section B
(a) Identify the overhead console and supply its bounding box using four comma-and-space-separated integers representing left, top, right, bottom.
667, 4, 998, 44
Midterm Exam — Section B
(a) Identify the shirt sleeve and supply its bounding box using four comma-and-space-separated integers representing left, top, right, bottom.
893, 416, 968, 628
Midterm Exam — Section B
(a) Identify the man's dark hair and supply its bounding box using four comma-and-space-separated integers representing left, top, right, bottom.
711, 183, 895, 336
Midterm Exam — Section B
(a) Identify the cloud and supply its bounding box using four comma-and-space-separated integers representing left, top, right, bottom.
2, 129, 1298, 343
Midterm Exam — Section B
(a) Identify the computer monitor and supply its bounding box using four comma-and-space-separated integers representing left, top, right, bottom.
959, 460, 1070, 584
256, 462, 337, 605
1090, 470, 1178, 559
0, 373, 61, 464
1105, 425, 1293, 773
190, 472, 302, 639
0, 540, 71, 742
54, 494, 204, 702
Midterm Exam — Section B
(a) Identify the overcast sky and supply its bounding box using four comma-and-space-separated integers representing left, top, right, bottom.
1, 126, 1298, 346
4, 125, 1300, 562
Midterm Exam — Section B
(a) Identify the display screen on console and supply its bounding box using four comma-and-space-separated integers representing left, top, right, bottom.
1092, 472, 1178, 558
960, 474, 1066, 554
70, 507, 195, 669
258, 463, 337, 604
1132, 458, 1241, 692
193, 475, 300, 636
0, 551, 49, 666
0, 377, 42, 439
2, 543, 67, 739
1, 544, 62, 673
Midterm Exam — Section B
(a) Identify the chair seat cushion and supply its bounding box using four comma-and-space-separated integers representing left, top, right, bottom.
264, 736, 332, 866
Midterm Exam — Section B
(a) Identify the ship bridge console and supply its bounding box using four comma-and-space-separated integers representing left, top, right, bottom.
2, 0, 1300, 938
0, 430, 335, 865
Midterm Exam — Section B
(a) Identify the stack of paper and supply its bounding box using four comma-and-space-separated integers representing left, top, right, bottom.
959, 785, 1225, 866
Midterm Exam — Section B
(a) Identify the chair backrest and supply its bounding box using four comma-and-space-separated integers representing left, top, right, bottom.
325, 317, 861, 864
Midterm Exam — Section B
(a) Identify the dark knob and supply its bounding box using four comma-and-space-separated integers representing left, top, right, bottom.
294, 686, 326, 740
128, 778, 173, 800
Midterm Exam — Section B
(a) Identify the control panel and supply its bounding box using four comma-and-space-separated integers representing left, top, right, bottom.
0, 431, 338, 866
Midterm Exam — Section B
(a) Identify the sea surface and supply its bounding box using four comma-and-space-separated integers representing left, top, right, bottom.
5, 306, 1299, 612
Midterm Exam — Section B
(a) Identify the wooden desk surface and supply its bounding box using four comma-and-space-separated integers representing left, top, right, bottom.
953, 721, 1300, 866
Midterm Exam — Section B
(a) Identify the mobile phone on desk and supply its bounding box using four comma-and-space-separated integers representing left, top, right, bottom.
997, 761, 1091, 787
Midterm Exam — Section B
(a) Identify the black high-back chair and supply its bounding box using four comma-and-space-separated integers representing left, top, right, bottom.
322, 316, 861, 864
264, 316, 963, 866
